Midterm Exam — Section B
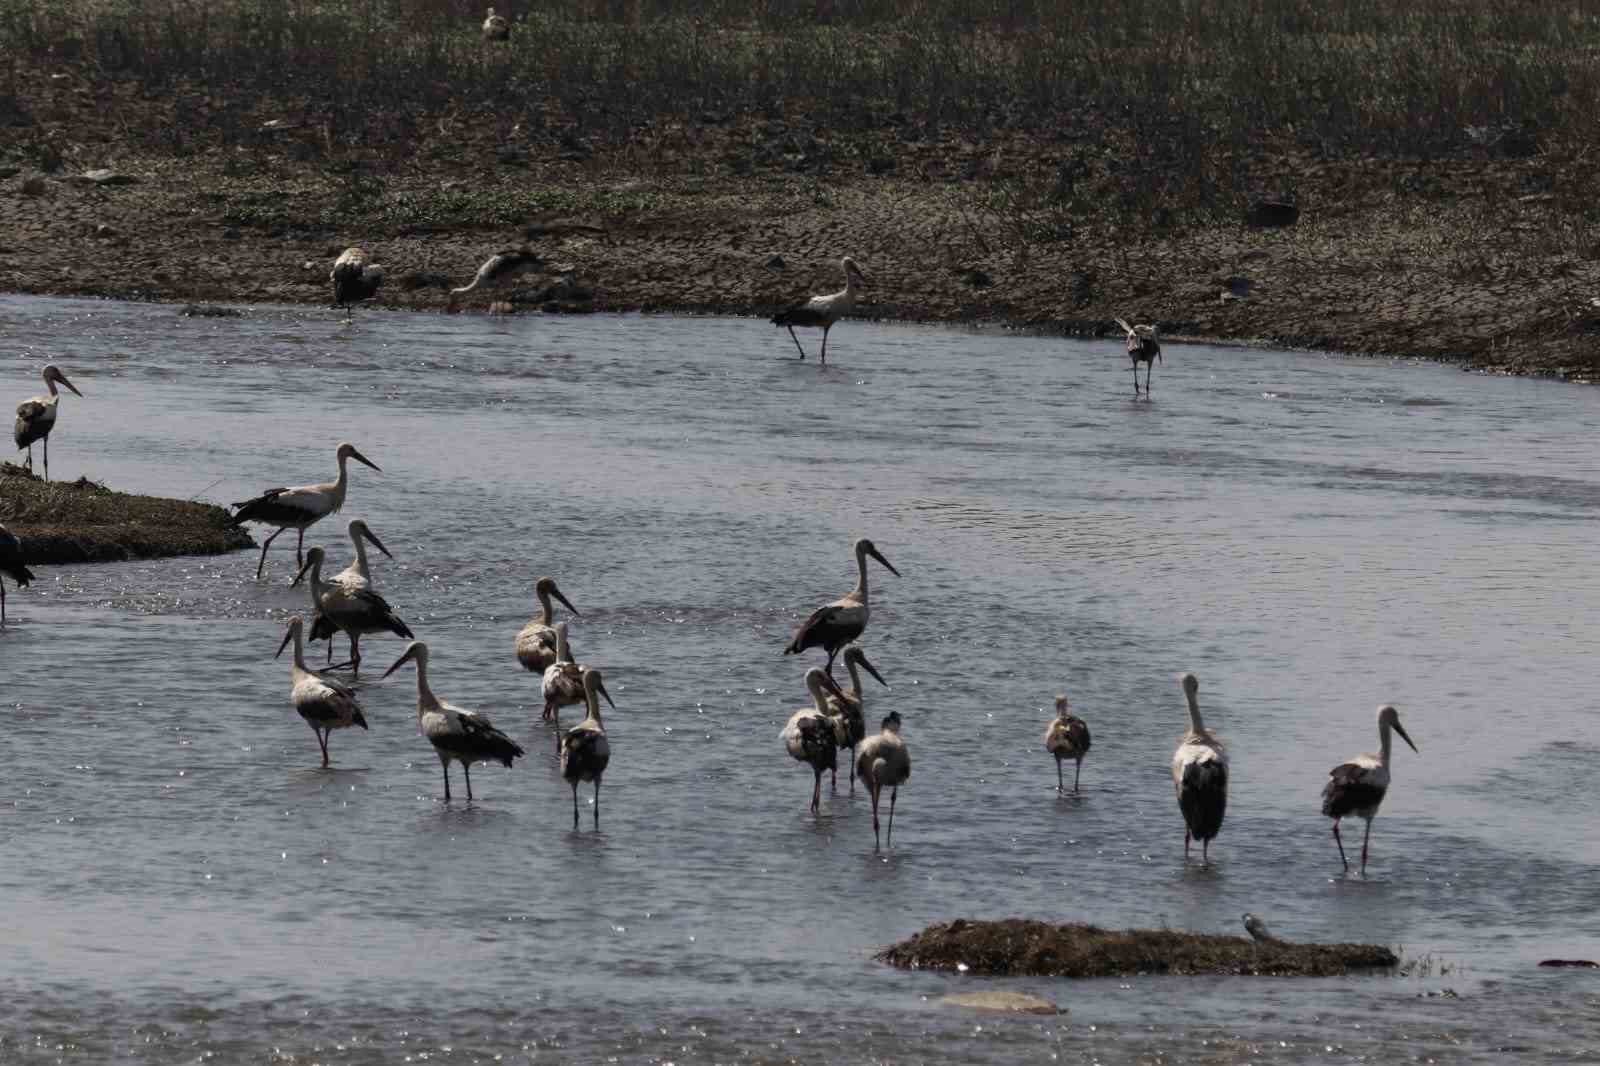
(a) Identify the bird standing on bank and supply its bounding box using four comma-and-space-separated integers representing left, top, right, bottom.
330, 247, 384, 316
1171, 672, 1228, 864
1322, 705, 1419, 876
275, 615, 368, 767
782, 667, 849, 814
229, 441, 381, 579
784, 538, 900, 672
14, 364, 84, 481
0, 523, 33, 627
1044, 693, 1092, 792
481, 6, 510, 40
1115, 317, 1161, 396
857, 710, 911, 849
560, 667, 616, 830
447, 249, 541, 312
771, 256, 868, 364
383, 641, 525, 802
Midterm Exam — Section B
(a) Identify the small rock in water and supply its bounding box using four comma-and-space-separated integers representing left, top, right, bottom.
1538, 959, 1599, 968
939, 991, 1061, 1015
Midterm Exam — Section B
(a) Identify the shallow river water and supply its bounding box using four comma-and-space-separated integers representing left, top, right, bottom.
1, 294, 1598, 1063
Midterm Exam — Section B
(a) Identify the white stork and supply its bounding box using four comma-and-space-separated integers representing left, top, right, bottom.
1172, 672, 1228, 864
782, 667, 849, 814
275, 615, 368, 767
823, 645, 887, 793
309, 518, 397, 662
560, 667, 616, 830
0, 523, 33, 627
330, 247, 384, 316
771, 256, 868, 364
14, 364, 84, 481
856, 710, 911, 849
1115, 317, 1162, 396
482, 6, 510, 39
230, 441, 381, 579
1044, 693, 1092, 793
446, 249, 541, 312
292, 545, 414, 677
1322, 705, 1419, 876
382, 641, 525, 802
514, 575, 582, 674
784, 538, 899, 672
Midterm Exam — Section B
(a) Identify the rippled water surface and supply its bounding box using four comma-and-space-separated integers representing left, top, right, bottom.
2, 295, 1599, 1063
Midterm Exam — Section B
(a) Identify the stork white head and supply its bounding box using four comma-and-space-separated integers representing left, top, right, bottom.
841, 256, 868, 289
335, 441, 381, 472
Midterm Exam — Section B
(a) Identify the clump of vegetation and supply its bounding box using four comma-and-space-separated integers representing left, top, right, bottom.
879, 918, 1400, 978
0, 463, 253, 563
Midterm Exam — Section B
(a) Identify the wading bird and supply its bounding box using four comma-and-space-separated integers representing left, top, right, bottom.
823, 645, 887, 793
481, 6, 509, 39
784, 538, 900, 672
1172, 672, 1227, 864
447, 249, 541, 312
330, 247, 384, 316
293, 546, 413, 677
772, 256, 868, 364
14, 364, 84, 481
1044, 693, 1092, 793
230, 442, 381, 579
561, 667, 616, 830
1322, 705, 1419, 876
309, 518, 397, 662
782, 667, 849, 814
275, 615, 368, 767
541, 622, 612, 727
1115, 317, 1162, 396
857, 710, 911, 849
515, 576, 581, 674
383, 641, 524, 802
0, 523, 33, 627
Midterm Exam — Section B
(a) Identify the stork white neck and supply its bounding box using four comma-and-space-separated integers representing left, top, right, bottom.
409, 649, 439, 712
852, 544, 872, 605
1184, 683, 1206, 734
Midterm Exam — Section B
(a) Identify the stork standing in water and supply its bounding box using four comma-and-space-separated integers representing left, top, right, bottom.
823, 645, 887, 793
481, 6, 510, 39
383, 641, 525, 802
447, 249, 541, 312
1172, 672, 1228, 864
857, 710, 911, 849
514, 576, 581, 674
784, 538, 900, 672
782, 667, 850, 814
771, 256, 868, 364
1322, 705, 1419, 876
275, 615, 368, 767
293, 546, 413, 677
14, 364, 84, 481
561, 667, 616, 830
0, 523, 33, 627
540, 621, 613, 723
330, 247, 384, 316
230, 442, 381, 579
1115, 317, 1162, 396
309, 518, 397, 664
1044, 693, 1092, 793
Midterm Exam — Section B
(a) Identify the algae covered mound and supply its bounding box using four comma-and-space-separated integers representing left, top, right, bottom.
0, 463, 253, 563
879, 919, 1398, 978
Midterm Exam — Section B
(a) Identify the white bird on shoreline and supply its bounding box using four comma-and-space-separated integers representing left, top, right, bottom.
771, 256, 868, 364
14, 364, 84, 481
275, 615, 368, 767
784, 538, 900, 672
1172, 672, 1227, 864
481, 6, 510, 40
857, 710, 911, 849
782, 667, 849, 814
330, 247, 384, 316
229, 442, 381, 579
561, 667, 616, 830
447, 249, 541, 312
1322, 705, 1419, 876
383, 641, 525, 802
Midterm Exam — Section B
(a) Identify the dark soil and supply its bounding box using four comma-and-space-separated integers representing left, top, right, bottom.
0, 463, 254, 563
878, 918, 1400, 978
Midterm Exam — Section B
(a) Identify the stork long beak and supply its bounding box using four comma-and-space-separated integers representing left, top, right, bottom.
360, 524, 394, 560
349, 448, 381, 472
1394, 721, 1419, 754
54, 371, 83, 397
289, 556, 313, 588
867, 545, 900, 577
553, 587, 581, 617
381, 642, 420, 679
858, 653, 889, 688
819, 671, 848, 701
275, 626, 294, 659
597, 678, 615, 709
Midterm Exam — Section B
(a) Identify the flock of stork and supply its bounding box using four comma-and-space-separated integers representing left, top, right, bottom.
0, 248, 1422, 865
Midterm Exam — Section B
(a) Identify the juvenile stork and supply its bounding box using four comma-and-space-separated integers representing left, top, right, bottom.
823, 645, 888, 793
1044, 693, 1092, 793
771, 256, 868, 364
561, 667, 616, 830
14, 364, 84, 481
383, 641, 525, 802
482, 6, 510, 39
1172, 672, 1228, 864
856, 710, 911, 849
275, 615, 368, 767
782, 667, 849, 814
540, 621, 614, 726
1322, 705, 1419, 876
230, 441, 381, 579
309, 518, 397, 663
292, 546, 414, 677
0, 523, 33, 627
446, 248, 541, 312
1115, 317, 1162, 396
330, 247, 384, 315
784, 538, 900, 672
514, 576, 582, 674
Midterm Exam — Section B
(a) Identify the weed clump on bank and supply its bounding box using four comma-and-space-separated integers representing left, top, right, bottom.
879, 919, 1399, 978
0, 463, 253, 563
